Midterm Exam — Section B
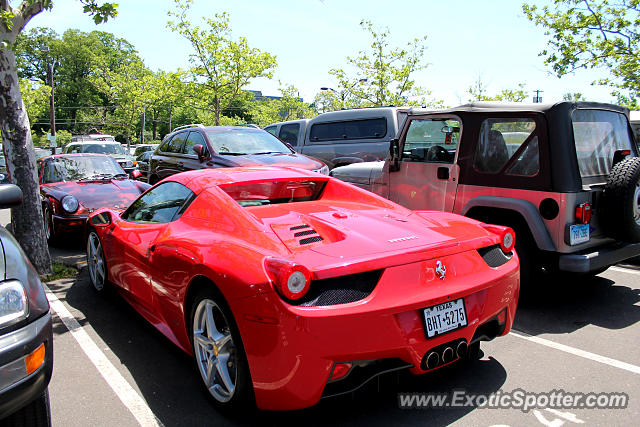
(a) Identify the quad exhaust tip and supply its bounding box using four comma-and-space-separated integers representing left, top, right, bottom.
425, 351, 440, 370
456, 341, 468, 359
442, 346, 455, 364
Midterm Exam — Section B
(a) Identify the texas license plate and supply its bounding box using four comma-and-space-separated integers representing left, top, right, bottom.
569, 224, 590, 245
423, 298, 467, 338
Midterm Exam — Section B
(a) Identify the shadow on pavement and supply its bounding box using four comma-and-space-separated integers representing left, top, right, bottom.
514, 271, 640, 336
47, 269, 508, 426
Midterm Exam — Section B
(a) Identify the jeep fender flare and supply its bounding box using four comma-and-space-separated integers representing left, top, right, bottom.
461, 196, 556, 252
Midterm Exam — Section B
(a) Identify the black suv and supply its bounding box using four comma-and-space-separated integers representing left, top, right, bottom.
148, 124, 328, 184
0, 185, 53, 425
332, 101, 640, 284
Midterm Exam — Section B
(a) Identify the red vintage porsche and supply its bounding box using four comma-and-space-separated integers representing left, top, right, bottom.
86, 167, 519, 411
38, 154, 150, 243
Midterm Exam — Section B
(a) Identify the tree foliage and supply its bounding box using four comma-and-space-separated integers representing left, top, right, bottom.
523, 0, 640, 104
467, 75, 528, 102
167, 0, 277, 125
249, 84, 314, 127
328, 20, 439, 108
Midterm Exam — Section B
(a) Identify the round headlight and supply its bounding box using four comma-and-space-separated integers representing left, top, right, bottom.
61, 195, 79, 213
315, 165, 330, 175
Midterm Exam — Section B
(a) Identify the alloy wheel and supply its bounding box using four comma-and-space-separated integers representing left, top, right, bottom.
192, 299, 237, 403
87, 232, 106, 291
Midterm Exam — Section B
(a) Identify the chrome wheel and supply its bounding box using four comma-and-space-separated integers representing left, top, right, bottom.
87, 232, 106, 291
43, 206, 52, 241
192, 299, 237, 403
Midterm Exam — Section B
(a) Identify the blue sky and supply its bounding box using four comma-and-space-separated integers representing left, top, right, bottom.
29, 0, 617, 106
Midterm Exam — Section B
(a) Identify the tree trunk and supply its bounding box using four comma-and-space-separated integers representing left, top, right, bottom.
0, 47, 52, 275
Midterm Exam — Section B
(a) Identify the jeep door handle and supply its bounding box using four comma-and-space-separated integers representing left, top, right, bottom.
437, 167, 450, 180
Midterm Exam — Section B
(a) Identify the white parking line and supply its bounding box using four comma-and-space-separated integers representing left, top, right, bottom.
44, 285, 159, 427
510, 332, 640, 375
609, 266, 640, 276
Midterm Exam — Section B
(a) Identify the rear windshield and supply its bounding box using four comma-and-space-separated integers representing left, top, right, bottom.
220, 180, 326, 207
572, 110, 634, 177
68, 143, 127, 155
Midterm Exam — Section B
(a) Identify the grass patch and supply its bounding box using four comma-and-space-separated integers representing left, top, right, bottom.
42, 262, 78, 282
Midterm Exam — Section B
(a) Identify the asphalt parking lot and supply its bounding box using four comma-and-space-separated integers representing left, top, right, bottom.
40, 245, 639, 426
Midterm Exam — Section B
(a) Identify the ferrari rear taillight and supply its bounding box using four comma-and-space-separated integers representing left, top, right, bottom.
575, 203, 592, 224
264, 258, 311, 301
482, 224, 516, 254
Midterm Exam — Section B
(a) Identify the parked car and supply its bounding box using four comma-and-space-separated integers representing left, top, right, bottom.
38, 154, 150, 243
331, 101, 640, 284
135, 151, 152, 181
630, 110, 640, 151
0, 184, 53, 424
265, 107, 412, 169
86, 166, 520, 411
133, 144, 159, 157
64, 137, 137, 175
147, 124, 328, 184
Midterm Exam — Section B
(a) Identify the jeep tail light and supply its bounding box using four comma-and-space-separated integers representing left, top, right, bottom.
575, 203, 592, 224
481, 224, 516, 254
264, 258, 311, 300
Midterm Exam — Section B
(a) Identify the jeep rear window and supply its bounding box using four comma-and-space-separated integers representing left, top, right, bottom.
220, 180, 327, 207
309, 118, 386, 143
572, 110, 634, 177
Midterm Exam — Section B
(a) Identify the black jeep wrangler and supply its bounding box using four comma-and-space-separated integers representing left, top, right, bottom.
331, 101, 640, 283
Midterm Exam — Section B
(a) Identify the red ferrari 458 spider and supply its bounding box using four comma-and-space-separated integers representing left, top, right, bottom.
86, 167, 519, 411
38, 154, 149, 243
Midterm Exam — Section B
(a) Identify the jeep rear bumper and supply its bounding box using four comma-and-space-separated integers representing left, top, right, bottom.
558, 242, 640, 273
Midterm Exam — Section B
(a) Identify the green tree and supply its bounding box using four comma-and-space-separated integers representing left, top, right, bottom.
167, 0, 277, 125
329, 20, 439, 108
250, 84, 314, 127
0, 0, 116, 274
563, 92, 587, 101
15, 27, 141, 133
19, 78, 50, 121
523, 0, 640, 103
467, 75, 528, 102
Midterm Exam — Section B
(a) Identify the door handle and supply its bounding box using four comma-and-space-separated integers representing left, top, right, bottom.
437, 167, 450, 180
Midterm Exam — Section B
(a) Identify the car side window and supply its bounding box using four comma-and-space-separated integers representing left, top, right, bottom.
159, 133, 187, 154
121, 181, 195, 224
309, 118, 387, 143
473, 118, 539, 176
401, 118, 460, 164
264, 126, 277, 136
279, 124, 300, 146
182, 131, 207, 155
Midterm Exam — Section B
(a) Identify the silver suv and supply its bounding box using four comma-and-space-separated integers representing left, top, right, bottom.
65, 135, 137, 174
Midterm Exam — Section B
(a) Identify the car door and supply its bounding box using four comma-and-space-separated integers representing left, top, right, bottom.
389, 115, 462, 212
107, 181, 195, 311
155, 132, 188, 180
179, 131, 209, 171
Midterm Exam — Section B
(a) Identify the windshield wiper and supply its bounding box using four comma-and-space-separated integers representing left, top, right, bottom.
252, 151, 284, 155
218, 152, 248, 156
79, 173, 115, 181
113, 173, 128, 179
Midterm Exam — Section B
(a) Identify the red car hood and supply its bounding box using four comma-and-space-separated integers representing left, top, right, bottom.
227, 153, 323, 170
44, 180, 144, 211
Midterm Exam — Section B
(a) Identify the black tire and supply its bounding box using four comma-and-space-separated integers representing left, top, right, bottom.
599, 157, 640, 242
86, 230, 109, 293
1, 389, 51, 427
189, 288, 253, 412
42, 205, 56, 245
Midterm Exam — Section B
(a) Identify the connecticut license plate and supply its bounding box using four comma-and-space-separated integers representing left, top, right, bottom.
423, 298, 467, 338
569, 224, 590, 245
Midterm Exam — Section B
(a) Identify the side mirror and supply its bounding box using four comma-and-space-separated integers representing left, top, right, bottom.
89, 210, 114, 228
193, 144, 206, 162
0, 184, 22, 209
131, 169, 142, 179
389, 138, 400, 172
